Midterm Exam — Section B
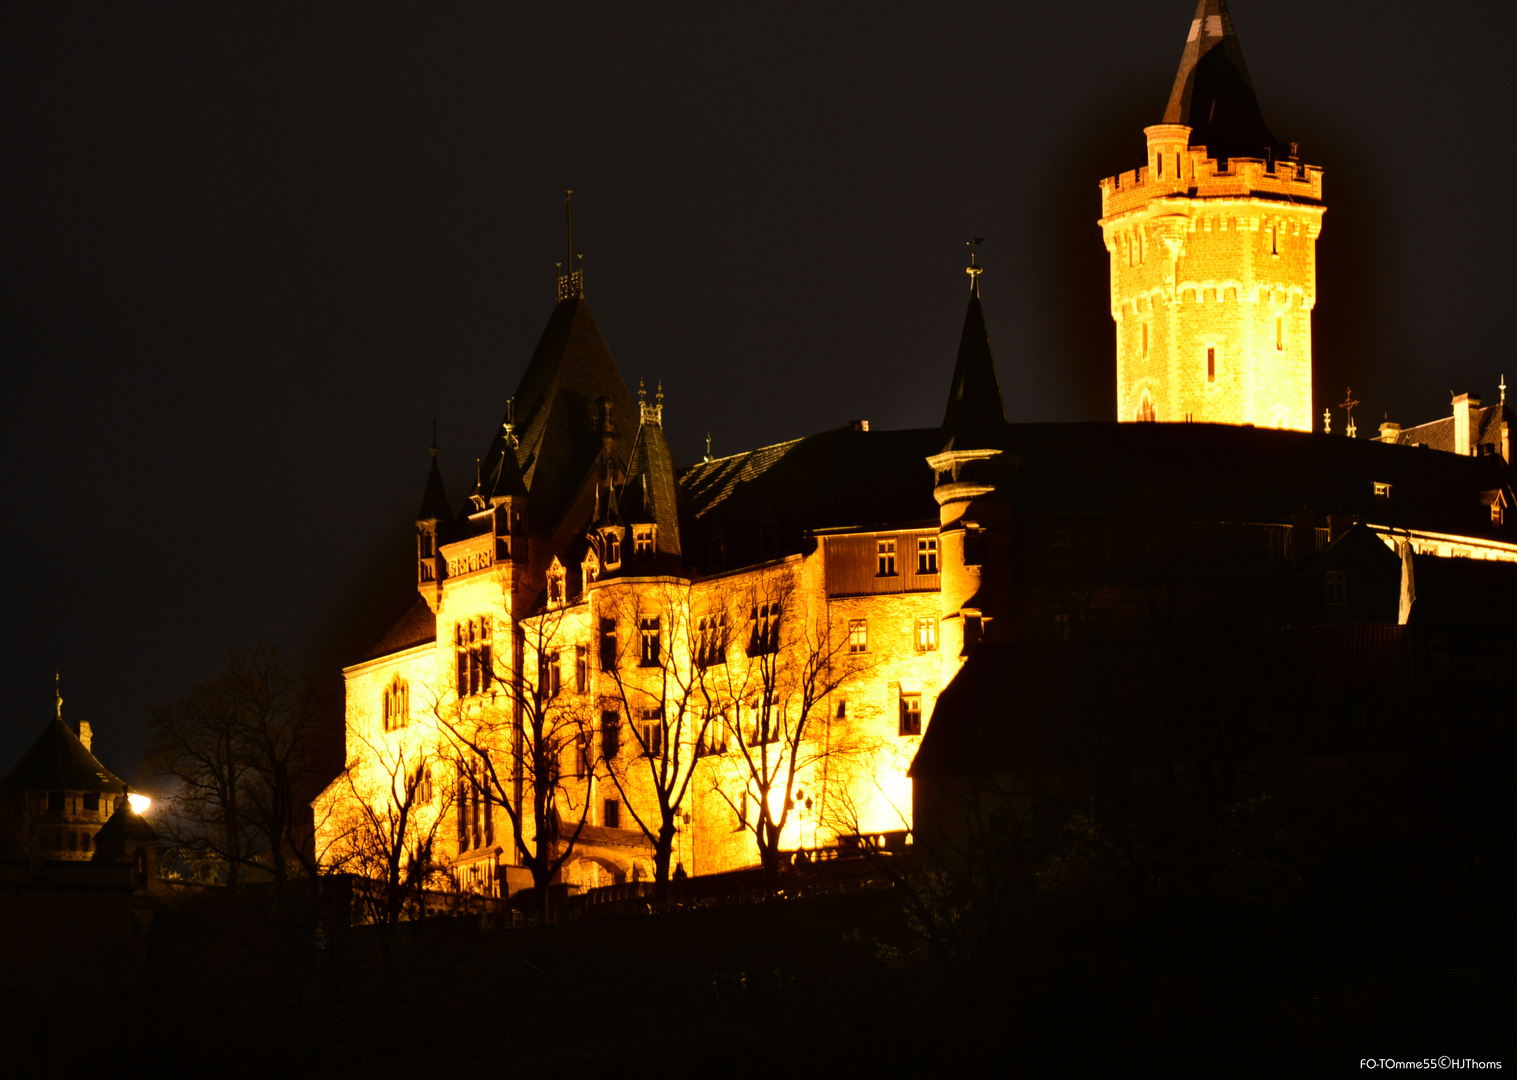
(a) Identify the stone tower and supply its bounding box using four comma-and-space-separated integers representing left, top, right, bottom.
1099, 0, 1324, 430
927, 254, 1011, 678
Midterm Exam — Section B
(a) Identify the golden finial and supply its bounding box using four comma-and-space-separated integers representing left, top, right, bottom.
966, 236, 984, 290
656, 381, 664, 406
638, 377, 646, 405
1501, 374, 1507, 406
1323, 408, 1331, 435
1340, 387, 1360, 439
55, 671, 62, 720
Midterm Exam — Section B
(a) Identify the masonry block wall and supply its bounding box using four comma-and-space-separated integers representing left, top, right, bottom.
1100, 124, 1324, 430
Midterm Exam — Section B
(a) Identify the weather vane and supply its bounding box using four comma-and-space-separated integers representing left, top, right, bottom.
1339, 387, 1360, 438
966, 236, 984, 280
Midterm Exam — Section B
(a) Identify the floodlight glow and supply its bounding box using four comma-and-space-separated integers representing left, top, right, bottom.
128, 793, 151, 814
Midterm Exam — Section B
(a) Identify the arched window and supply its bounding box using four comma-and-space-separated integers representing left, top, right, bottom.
382, 675, 409, 731
1137, 393, 1157, 423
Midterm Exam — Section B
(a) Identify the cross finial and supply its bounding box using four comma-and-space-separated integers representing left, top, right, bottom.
638, 377, 646, 405
1340, 387, 1360, 438
656, 381, 664, 406
704, 432, 712, 462
1501, 374, 1507, 406
502, 398, 517, 447
55, 671, 62, 720
1323, 408, 1331, 435
965, 236, 984, 290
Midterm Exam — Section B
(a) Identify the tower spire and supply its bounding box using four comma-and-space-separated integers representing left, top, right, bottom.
938, 242, 1006, 454
1164, 0, 1279, 160
556, 190, 584, 301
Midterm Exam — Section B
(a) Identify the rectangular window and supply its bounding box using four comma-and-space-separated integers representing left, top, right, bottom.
639, 616, 661, 666
454, 618, 492, 697
83, 792, 99, 813
749, 602, 780, 656
1276, 315, 1284, 351
575, 645, 589, 693
640, 708, 664, 757
899, 693, 922, 737
848, 619, 868, 654
1207, 346, 1216, 384
697, 710, 727, 757
1142, 321, 1149, 359
1373, 482, 1391, 499
1052, 613, 1071, 641
599, 619, 617, 670
601, 711, 621, 760
698, 611, 728, 668
1325, 570, 1347, 607
917, 537, 938, 574
634, 528, 654, 558
540, 651, 561, 699
915, 617, 938, 652
603, 799, 621, 829
877, 538, 897, 576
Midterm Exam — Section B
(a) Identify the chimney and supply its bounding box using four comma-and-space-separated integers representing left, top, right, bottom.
1378, 421, 1400, 442
1452, 393, 1481, 456
78, 721, 93, 752
1327, 514, 1352, 543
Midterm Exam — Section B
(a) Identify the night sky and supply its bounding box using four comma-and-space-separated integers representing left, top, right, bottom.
3, 2, 1512, 782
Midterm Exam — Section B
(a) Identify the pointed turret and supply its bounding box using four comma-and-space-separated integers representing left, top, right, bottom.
415, 435, 450, 610
927, 248, 1015, 674
938, 253, 1008, 456
615, 380, 683, 569
1163, 0, 1279, 161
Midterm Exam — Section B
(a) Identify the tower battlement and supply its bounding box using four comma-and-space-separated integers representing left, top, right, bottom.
1099, 4, 1324, 433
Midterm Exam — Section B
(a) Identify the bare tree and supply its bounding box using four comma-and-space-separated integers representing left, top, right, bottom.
701, 570, 875, 891
322, 725, 455, 930
430, 600, 601, 923
143, 646, 328, 889
594, 577, 722, 904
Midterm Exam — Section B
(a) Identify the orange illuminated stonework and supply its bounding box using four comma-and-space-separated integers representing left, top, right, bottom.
1099, 3, 1323, 431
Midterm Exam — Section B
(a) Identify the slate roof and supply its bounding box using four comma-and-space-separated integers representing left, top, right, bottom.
1375, 403, 1513, 457
620, 413, 683, 560
937, 284, 1009, 455
1162, 0, 1282, 162
0, 718, 126, 796
362, 597, 438, 661
475, 296, 636, 534
677, 426, 942, 572
417, 453, 451, 521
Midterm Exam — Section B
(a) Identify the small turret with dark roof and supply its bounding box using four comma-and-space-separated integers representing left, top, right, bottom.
938, 249, 1009, 456
613, 380, 683, 571
1163, 0, 1280, 162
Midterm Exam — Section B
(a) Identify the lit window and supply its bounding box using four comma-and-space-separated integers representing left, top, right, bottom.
634, 528, 654, 558
639, 617, 661, 666
915, 617, 938, 652
1325, 570, 1346, 607
1276, 315, 1284, 351
414, 764, 433, 805
698, 611, 729, 668
848, 619, 868, 654
917, 537, 938, 574
697, 710, 728, 757
1373, 482, 1391, 498
877, 539, 897, 576
1142, 321, 1149, 359
382, 675, 409, 731
1138, 393, 1156, 423
1206, 346, 1216, 384
606, 532, 621, 565
899, 694, 922, 737
575, 646, 589, 693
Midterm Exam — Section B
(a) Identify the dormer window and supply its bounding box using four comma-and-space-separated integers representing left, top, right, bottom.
634, 527, 654, 559
1373, 482, 1391, 499
547, 558, 566, 606
583, 549, 600, 585
876, 539, 897, 577
605, 531, 621, 566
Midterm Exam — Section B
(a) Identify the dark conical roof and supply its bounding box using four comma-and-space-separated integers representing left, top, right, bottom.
417, 452, 451, 521
91, 793, 157, 864
478, 296, 636, 533
1163, 0, 1281, 161
619, 410, 682, 559
0, 718, 125, 796
937, 281, 1008, 455
487, 439, 528, 502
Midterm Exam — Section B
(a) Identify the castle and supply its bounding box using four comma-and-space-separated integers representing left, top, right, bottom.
313, 0, 1515, 900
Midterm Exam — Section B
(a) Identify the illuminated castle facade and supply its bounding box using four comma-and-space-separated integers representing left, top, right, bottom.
314, 0, 1514, 898
1100, 0, 1321, 430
